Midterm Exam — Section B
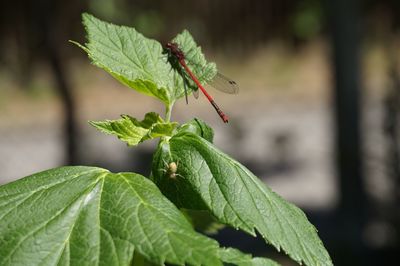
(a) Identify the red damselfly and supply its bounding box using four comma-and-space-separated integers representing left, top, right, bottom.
164, 42, 238, 123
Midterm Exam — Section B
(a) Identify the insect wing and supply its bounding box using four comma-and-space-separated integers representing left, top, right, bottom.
209, 73, 239, 94
193, 88, 200, 99
185, 61, 239, 94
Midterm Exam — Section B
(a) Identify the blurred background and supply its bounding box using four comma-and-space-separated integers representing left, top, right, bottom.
0, 0, 399, 265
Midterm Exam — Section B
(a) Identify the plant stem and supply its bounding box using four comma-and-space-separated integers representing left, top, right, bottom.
165, 103, 173, 122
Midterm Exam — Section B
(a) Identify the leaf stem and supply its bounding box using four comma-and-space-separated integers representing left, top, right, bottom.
165, 103, 173, 122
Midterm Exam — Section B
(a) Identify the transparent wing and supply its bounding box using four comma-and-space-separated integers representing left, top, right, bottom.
185, 60, 239, 94
193, 88, 199, 99
209, 73, 239, 94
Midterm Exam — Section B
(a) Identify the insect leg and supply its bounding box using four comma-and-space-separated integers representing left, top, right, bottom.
176, 66, 189, 104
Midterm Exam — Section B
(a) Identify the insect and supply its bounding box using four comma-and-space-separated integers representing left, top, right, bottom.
164, 42, 239, 123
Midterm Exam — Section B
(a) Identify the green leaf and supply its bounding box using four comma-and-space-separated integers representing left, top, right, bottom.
72, 13, 216, 104
177, 118, 214, 143
152, 132, 333, 266
152, 139, 208, 210
89, 112, 178, 146
181, 209, 225, 235
76, 13, 172, 104
219, 247, 280, 266
0, 166, 222, 266
171, 30, 217, 94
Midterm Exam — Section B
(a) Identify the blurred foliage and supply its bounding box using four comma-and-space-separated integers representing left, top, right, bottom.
1, 0, 400, 86
88, 0, 118, 21
89, 0, 165, 37
291, 0, 323, 41
133, 11, 164, 37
